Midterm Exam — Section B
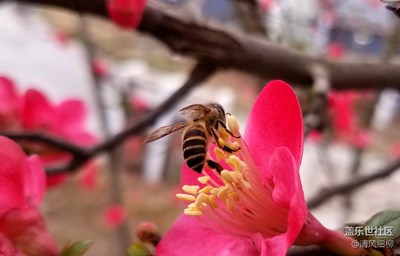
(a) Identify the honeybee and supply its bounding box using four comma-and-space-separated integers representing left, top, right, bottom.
145, 103, 237, 174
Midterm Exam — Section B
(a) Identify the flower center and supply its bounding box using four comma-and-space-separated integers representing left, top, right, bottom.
176, 115, 289, 238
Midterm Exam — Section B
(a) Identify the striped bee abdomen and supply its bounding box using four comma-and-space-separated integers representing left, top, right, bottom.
182, 125, 208, 173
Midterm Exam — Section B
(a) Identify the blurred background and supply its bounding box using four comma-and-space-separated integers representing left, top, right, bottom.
1, 0, 400, 255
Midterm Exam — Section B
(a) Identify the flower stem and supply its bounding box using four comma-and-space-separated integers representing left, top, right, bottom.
296, 213, 368, 256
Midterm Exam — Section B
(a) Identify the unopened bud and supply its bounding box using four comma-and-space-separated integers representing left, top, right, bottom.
135, 221, 161, 246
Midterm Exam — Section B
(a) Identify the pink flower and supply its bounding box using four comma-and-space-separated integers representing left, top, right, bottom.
21, 89, 97, 187
92, 59, 109, 77
0, 136, 58, 256
0, 77, 22, 130
328, 91, 372, 148
0, 77, 97, 187
157, 81, 366, 256
102, 204, 126, 230
327, 42, 344, 58
53, 31, 69, 47
107, 0, 147, 29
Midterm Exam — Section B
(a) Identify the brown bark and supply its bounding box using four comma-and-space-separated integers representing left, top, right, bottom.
7, 0, 400, 90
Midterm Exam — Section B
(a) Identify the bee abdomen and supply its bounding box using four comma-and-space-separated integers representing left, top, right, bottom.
182, 126, 207, 173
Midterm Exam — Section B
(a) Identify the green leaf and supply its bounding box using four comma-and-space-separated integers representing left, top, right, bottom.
61, 241, 93, 256
364, 207, 400, 241
369, 249, 385, 256
126, 242, 151, 256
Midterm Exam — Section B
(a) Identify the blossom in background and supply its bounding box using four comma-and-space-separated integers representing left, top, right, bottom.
0, 77, 21, 130
157, 81, 367, 256
107, 0, 147, 29
102, 204, 126, 230
0, 136, 58, 256
328, 91, 371, 149
92, 58, 109, 78
0, 76, 97, 187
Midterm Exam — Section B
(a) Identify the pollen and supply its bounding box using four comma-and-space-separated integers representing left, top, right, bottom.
176, 193, 196, 202
177, 115, 286, 238
198, 176, 210, 184
182, 185, 200, 195
227, 115, 240, 137
214, 147, 226, 161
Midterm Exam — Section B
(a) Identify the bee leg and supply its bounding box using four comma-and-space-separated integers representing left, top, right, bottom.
216, 120, 241, 138
222, 145, 241, 153
211, 128, 241, 153
206, 159, 223, 174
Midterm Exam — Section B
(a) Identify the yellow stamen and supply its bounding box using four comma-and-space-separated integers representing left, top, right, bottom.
182, 185, 200, 195
229, 155, 241, 171
227, 115, 240, 137
221, 170, 234, 184
195, 193, 208, 209
176, 193, 196, 201
187, 203, 197, 209
184, 209, 203, 216
198, 185, 213, 194
217, 185, 232, 201
198, 176, 210, 184
214, 147, 226, 161
209, 195, 219, 208
218, 138, 225, 148
219, 129, 231, 141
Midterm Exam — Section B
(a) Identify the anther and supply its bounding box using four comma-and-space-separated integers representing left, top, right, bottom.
218, 138, 225, 148
176, 193, 196, 202
228, 155, 241, 171
184, 209, 203, 216
182, 185, 200, 195
221, 170, 234, 184
227, 115, 241, 137
198, 176, 210, 184
214, 147, 226, 161
219, 129, 231, 141
195, 193, 208, 209
198, 185, 213, 194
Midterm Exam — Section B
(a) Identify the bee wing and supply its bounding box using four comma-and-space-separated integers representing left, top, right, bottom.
179, 104, 210, 119
144, 122, 188, 143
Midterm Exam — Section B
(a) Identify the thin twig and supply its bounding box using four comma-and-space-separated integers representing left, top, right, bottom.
7, 0, 400, 90
1, 61, 217, 174
307, 157, 400, 209
232, 0, 267, 35
303, 64, 330, 137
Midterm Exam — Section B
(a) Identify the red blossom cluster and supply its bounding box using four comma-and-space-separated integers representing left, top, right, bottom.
0, 136, 58, 255
0, 76, 97, 187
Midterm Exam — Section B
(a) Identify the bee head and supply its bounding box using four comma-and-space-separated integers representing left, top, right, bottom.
209, 103, 225, 121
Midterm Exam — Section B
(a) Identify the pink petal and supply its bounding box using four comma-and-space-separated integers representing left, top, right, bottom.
53, 31, 69, 46
56, 100, 86, 131
92, 59, 109, 77
0, 136, 27, 214
0, 207, 58, 256
156, 214, 258, 256
46, 173, 68, 188
102, 204, 126, 229
244, 80, 303, 179
0, 76, 20, 114
180, 163, 202, 188
22, 89, 55, 130
23, 156, 46, 207
0, 232, 24, 256
78, 161, 98, 191
107, 0, 147, 29
255, 147, 307, 256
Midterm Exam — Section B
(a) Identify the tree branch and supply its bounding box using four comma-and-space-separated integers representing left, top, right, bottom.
7, 0, 400, 90
0, 61, 217, 174
307, 157, 400, 209
303, 64, 330, 137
